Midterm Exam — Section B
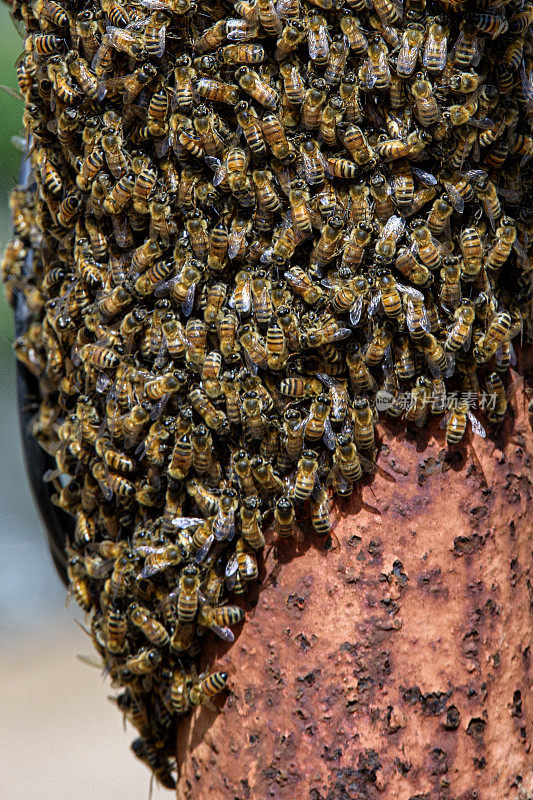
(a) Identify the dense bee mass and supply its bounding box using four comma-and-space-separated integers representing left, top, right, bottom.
2, 0, 533, 789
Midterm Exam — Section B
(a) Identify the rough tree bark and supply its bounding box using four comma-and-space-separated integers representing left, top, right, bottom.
176, 365, 532, 800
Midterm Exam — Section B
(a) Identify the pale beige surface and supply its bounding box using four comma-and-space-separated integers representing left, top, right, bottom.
0, 621, 162, 800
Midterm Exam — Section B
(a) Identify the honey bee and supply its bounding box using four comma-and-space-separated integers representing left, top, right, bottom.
274, 495, 297, 538
189, 671, 228, 707
346, 347, 378, 393
193, 18, 226, 53
293, 449, 319, 502
303, 393, 333, 448
375, 215, 405, 262
279, 60, 305, 106
310, 487, 330, 537
299, 139, 328, 187
307, 14, 329, 67
411, 76, 440, 127
340, 17, 368, 55
65, 51, 99, 99
197, 602, 245, 641
370, 173, 395, 222
281, 408, 305, 459
474, 311, 512, 364
171, 671, 192, 716
348, 183, 372, 226
234, 101, 265, 157
365, 323, 393, 366
341, 223, 373, 271
421, 333, 449, 378
139, 542, 187, 580
236, 66, 279, 109
366, 38, 391, 90
239, 495, 265, 549
129, 603, 169, 646
313, 215, 345, 269
252, 170, 281, 215
397, 24, 424, 77
334, 432, 364, 483
475, 178, 502, 230
445, 301, 475, 352
459, 226, 483, 280
423, 21, 448, 72
228, 216, 252, 261
339, 124, 375, 167
484, 372, 508, 423
196, 77, 239, 105
410, 221, 442, 270
275, 20, 306, 61
441, 400, 486, 446
404, 375, 432, 427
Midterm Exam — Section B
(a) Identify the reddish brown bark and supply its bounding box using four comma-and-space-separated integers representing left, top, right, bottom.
177, 369, 532, 800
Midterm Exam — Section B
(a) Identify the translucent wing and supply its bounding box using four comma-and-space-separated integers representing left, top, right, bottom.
468, 411, 486, 439
172, 517, 204, 528
411, 167, 438, 186
194, 533, 214, 564
322, 417, 336, 450
349, 295, 363, 326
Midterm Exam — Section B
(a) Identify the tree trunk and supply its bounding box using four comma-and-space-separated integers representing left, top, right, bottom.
176, 366, 532, 800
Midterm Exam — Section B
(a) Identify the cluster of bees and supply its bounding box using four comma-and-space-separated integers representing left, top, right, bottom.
2, 0, 532, 788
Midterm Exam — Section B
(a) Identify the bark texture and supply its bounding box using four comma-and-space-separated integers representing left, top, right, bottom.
177, 369, 532, 800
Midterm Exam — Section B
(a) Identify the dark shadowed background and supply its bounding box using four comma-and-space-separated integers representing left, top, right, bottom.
0, 9, 153, 796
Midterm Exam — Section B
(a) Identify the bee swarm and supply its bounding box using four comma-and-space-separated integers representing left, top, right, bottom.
2, 0, 532, 790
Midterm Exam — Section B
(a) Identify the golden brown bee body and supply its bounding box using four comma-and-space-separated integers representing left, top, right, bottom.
293, 449, 319, 502
189, 671, 228, 706
129, 603, 170, 646
171, 671, 192, 716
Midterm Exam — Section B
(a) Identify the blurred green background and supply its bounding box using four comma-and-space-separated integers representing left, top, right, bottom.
0, 9, 154, 796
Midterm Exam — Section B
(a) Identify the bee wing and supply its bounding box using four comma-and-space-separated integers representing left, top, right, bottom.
172, 516, 204, 528
276, 0, 294, 18
468, 411, 486, 439
369, 291, 382, 316
140, 561, 166, 578
308, 26, 328, 61
243, 348, 259, 375
240, 279, 252, 314
397, 284, 424, 302
443, 181, 465, 213
468, 116, 495, 131
329, 328, 352, 342
322, 416, 336, 450
150, 393, 171, 421
512, 237, 529, 267
225, 553, 239, 589
361, 61, 377, 90
349, 295, 363, 326
381, 214, 405, 240
462, 328, 472, 353
445, 353, 456, 378
211, 625, 235, 642
154, 133, 171, 159
153, 27, 166, 59
194, 533, 214, 564
182, 283, 196, 317
411, 167, 438, 187
481, 196, 497, 232
427, 361, 442, 379
228, 230, 247, 260
206, 157, 227, 187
